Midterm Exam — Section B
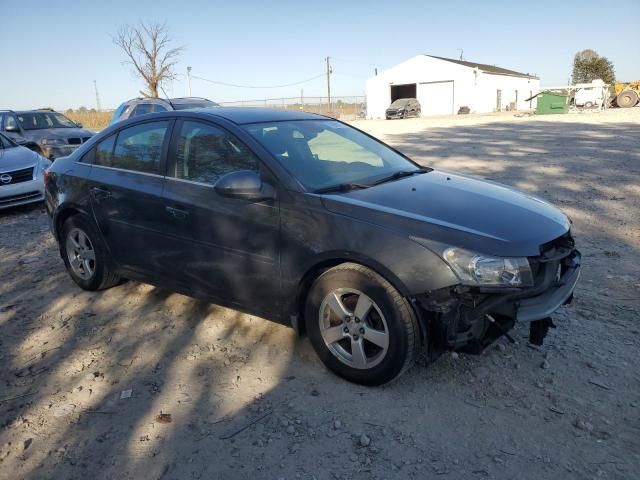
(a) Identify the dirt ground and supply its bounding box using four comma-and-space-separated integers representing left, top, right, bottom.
1, 108, 639, 480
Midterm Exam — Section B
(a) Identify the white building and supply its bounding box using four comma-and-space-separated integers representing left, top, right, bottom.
365, 55, 540, 118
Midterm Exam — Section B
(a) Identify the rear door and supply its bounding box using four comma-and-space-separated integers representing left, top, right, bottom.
87, 119, 174, 275
160, 118, 281, 313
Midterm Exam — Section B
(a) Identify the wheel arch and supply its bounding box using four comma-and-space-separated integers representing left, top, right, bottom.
53, 204, 92, 242
291, 252, 417, 337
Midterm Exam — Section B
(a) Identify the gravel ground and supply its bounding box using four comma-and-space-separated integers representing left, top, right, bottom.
1, 108, 639, 480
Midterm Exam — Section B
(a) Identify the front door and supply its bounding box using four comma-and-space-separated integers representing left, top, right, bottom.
87, 119, 173, 275
160, 119, 280, 314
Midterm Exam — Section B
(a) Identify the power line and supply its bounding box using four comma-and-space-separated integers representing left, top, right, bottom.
191, 73, 325, 89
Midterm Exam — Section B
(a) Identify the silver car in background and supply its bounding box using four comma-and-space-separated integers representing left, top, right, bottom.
0, 133, 51, 210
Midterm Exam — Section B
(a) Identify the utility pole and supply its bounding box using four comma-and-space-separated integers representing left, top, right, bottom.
326, 56, 332, 113
187, 66, 192, 96
458, 49, 464, 61
301, 88, 304, 110
93, 80, 101, 112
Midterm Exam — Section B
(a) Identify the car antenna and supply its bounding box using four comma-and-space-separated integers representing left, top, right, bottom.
159, 85, 175, 110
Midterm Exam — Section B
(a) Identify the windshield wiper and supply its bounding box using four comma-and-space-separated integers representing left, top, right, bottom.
372, 167, 430, 186
314, 182, 372, 194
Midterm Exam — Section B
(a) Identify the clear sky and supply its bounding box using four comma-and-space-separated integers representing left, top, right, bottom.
2, 0, 638, 110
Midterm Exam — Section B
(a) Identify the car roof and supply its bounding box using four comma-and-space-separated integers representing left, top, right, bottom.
193, 107, 325, 124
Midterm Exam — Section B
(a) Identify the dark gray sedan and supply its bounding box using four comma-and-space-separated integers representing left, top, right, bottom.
44, 108, 580, 385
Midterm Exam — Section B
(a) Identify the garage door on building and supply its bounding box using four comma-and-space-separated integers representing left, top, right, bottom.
417, 81, 454, 116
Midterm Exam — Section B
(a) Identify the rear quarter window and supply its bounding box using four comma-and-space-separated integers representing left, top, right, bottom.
110, 121, 169, 174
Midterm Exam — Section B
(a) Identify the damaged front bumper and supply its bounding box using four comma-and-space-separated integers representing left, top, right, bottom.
416, 240, 581, 354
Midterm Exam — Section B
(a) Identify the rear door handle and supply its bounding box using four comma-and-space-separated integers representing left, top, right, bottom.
90, 186, 112, 201
165, 206, 189, 220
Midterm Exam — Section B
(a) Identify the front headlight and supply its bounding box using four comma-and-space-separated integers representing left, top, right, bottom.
443, 247, 533, 287
40, 138, 66, 146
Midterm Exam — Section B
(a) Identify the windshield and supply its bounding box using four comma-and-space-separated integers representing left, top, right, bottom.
0, 133, 17, 149
172, 100, 219, 110
244, 120, 420, 190
18, 112, 77, 130
391, 99, 411, 107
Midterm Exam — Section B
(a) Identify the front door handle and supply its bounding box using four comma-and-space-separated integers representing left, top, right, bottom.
165, 206, 189, 220
90, 186, 112, 201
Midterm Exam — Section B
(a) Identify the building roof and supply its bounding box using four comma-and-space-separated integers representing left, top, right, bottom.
426, 55, 538, 79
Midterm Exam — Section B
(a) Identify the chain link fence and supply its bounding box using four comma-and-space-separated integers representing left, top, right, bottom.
218, 96, 366, 120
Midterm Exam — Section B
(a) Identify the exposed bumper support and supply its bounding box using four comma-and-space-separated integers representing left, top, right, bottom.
416, 248, 581, 353
517, 262, 580, 322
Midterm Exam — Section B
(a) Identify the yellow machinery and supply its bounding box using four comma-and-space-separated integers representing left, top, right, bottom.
613, 81, 640, 108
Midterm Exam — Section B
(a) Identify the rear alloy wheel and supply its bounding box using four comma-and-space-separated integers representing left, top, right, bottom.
61, 215, 120, 291
305, 263, 420, 385
66, 228, 96, 280
616, 89, 639, 108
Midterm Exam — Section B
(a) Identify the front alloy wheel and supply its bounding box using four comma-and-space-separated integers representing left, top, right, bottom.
305, 263, 420, 385
319, 288, 390, 369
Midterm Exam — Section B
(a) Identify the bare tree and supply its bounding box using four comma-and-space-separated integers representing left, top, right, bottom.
113, 21, 183, 98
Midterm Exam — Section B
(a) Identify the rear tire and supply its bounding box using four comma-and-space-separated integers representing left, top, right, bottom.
61, 215, 120, 291
616, 90, 639, 108
305, 263, 420, 385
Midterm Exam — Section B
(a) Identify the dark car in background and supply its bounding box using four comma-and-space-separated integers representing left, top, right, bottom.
0, 132, 51, 209
44, 108, 580, 385
0, 109, 94, 159
109, 97, 219, 125
385, 98, 421, 119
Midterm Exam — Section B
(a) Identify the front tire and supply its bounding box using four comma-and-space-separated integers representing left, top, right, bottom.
61, 215, 120, 291
305, 263, 420, 385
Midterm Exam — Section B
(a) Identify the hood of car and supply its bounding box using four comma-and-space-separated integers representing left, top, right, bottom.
0, 146, 39, 172
320, 170, 571, 257
24, 128, 94, 142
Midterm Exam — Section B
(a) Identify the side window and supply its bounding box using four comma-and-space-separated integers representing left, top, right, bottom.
94, 135, 116, 167
132, 104, 153, 117
173, 121, 258, 185
132, 103, 168, 117
4, 115, 18, 131
111, 121, 169, 174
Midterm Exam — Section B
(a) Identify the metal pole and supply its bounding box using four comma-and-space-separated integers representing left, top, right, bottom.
93, 80, 101, 112
326, 56, 332, 113
301, 88, 304, 110
187, 66, 192, 96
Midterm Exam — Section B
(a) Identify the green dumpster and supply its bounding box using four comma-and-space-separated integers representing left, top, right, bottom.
535, 91, 569, 114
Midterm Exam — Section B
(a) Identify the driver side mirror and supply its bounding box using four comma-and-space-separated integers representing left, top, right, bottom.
214, 170, 276, 202
76, 122, 83, 128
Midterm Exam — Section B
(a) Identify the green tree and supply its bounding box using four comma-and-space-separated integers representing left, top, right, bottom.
572, 49, 615, 84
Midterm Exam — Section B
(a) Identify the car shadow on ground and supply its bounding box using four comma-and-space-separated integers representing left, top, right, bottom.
1, 119, 639, 479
